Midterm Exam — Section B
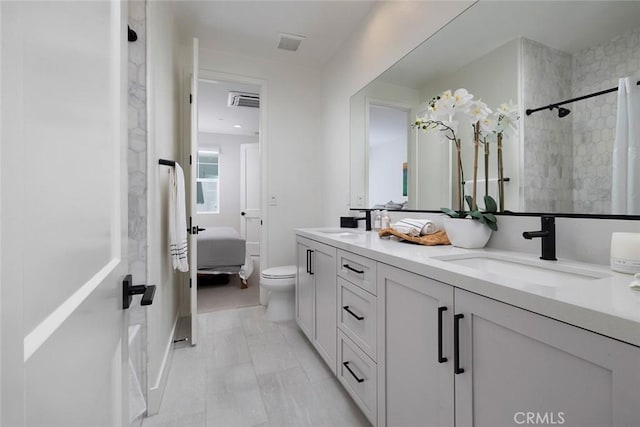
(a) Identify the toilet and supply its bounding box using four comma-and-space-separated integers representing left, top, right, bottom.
260, 265, 297, 322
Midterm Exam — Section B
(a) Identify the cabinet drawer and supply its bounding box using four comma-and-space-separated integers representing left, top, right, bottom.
338, 331, 377, 426
338, 277, 377, 360
337, 249, 377, 295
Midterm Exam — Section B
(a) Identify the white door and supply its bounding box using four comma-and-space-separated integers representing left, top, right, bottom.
240, 143, 261, 259
188, 37, 200, 345
1, 1, 129, 426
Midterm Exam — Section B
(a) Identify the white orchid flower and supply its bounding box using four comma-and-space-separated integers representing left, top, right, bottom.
453, 88, 474, 111
480, 117, 495, 136
468, 99, 492, 123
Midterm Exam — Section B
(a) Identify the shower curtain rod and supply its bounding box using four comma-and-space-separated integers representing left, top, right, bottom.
158, 159, 176, 167
525, 80, 640, 116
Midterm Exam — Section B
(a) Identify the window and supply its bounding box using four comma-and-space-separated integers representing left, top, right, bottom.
196, 149, 219, 213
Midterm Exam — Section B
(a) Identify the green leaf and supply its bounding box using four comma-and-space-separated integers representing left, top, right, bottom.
483, 213, 497, 223
486, 220, 498, 231
484, 195, 498, 213
441, 208, 461, 218
465, 195, 475, 211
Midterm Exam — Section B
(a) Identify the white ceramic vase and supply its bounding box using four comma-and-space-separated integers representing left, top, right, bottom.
443, 217, 492, 249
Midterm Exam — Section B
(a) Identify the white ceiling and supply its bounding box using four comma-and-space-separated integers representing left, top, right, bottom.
198, 79, 260, 136
377, 1, 640, 89
172, 1, 377, 67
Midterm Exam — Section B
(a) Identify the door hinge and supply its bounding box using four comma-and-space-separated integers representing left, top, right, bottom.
189, 93, 192, 104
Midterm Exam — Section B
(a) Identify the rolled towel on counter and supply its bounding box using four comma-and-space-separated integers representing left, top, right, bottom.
391, 218, 438, 236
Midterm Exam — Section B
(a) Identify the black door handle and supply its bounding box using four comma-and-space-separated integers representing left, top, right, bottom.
454, 313, 464, 374
343, 305, 365, 320
342, 361, 365, 383
309, 250, 314, 275
123, 274, 156, 309
438, 306, 448, 363
343, 264, 364, 275
306, 249, 311, 274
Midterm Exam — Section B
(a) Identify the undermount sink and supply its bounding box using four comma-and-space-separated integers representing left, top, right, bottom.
433, 253, 611, 286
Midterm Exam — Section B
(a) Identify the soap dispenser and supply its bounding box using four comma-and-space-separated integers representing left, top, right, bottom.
381, 210, 391, 229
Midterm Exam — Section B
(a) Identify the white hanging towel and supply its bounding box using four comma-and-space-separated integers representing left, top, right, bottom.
169, 163, 189, 272
612, 75, 640, 214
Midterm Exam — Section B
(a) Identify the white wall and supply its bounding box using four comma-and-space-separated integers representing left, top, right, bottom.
196, 132, 258, 231
146, 0, 181, 414
182, 46, 323, 268
321, 1, 476, 224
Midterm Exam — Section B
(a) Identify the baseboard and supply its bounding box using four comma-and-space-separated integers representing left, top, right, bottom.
146, 314, 179, 415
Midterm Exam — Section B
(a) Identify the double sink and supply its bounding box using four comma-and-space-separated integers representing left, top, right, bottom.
317, 228, 612, 287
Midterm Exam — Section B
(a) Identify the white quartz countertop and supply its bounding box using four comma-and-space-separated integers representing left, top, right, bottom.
296, 228, 640, 348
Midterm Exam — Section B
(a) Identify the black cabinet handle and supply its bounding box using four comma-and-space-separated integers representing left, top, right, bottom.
438, 306, 448, 363
454, 313, 464, 374
306, 249, 311, 274
343, 305, 364, 320
342, 361, 365, 383
343, 264, 364, 275
309, 250, 314, 275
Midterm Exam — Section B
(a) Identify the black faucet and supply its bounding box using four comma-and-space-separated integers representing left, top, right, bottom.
356, 210, 372, 231
523, 216, 557, 261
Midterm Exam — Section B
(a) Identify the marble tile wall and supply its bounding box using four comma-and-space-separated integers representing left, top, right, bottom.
522, 38, 574, 213
571, 27, 640, 214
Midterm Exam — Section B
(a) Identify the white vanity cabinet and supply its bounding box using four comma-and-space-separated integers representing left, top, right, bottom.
294, 230, 640, 427
376, 263, 455, 427
454, 288, 640, 427
295, 236, 338, 373
377, 266, 640, 427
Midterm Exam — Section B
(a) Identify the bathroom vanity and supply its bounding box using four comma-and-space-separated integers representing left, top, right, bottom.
295, 229, 640, 427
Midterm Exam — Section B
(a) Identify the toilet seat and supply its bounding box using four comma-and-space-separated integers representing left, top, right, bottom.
261, 265, 296, 280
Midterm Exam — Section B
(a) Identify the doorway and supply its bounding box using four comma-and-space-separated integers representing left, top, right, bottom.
194, 77, 262, 313
367, 103, 409, 208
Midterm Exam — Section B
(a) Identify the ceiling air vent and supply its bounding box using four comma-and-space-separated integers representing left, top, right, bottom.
277, 33, 305, 52
227, 91, 260, 108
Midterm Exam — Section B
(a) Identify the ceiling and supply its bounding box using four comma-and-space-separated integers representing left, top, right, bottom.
377, 1, 640, 89
198, 79, 260, 136
172, 0, 377, 67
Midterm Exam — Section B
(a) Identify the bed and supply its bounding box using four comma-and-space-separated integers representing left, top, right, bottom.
197, 226, 253, 288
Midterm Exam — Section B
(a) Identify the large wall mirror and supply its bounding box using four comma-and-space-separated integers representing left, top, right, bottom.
350, 1, 640, 216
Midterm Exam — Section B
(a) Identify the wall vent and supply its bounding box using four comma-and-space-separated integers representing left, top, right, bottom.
227, 91, 260, 108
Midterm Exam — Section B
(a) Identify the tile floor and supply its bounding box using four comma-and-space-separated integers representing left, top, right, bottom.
142, 306, 370, 427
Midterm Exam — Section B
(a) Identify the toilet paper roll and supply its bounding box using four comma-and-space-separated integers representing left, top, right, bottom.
610, 232, 640, 274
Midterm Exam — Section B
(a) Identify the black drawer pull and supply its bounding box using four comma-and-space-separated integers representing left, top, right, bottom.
343, 264, 364, 275
343, 305, 365, 320
438, 306, 448, 363
306, 249, 314, 275
343, 361, 365, 383
454, 313, 464, 374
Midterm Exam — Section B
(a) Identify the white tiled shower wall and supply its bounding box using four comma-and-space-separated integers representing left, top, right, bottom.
522, 27, 640, 214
